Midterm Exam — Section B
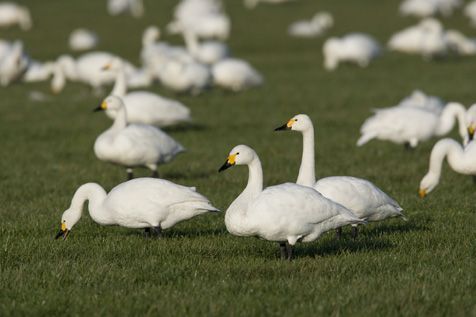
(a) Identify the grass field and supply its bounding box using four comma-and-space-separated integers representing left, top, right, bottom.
1, 0, 475, 316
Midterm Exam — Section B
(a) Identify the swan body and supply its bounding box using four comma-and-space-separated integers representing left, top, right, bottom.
212, 58, 263, 91
397, 90, 445, 114
55, 178, 219, 239
399, 0, 461, 17
419, 138, 476, 197
323, 33, 381, 71
0, 3, 31, 30
444, 30, 476, 55
69, 28, 99, 51
219, 144, 364, 259
388, 18, 447, 58
107, 0, 143, 17
288, 12, 333, 38
22, 60, 55, 82
183, 31, 228, 65
105, 57, 191, 127
357, 102, 467, 147
0, 40, 28, 86
94, 96, 185, 178
158, 58, 211, 94
276, 114, 405, 227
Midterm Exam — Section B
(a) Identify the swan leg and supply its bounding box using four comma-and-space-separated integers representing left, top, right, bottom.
351, 226, 358, 239
404, 142, 413, 151
286, 243, 293, 261
472, 175, 476, 184
151, 170, 159, 178
152, 225, 162, 238
335, 227, 342, 240
126, 168, 134, 180
279, 242, 287, 260
143, 227, 151, 237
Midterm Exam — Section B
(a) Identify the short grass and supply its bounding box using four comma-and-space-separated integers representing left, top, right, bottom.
0, 0, 475, 316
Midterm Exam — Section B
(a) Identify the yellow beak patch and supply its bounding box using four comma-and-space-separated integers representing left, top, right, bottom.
101, 101, 108, 110
287, 119, 296, 128
227, 154, 237, 165
418, 188, 426, 198
61, 222, 67, 231
469, 125, 475, 135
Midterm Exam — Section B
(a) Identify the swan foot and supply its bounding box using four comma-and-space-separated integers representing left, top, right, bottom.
335, 227, 342, 240
152, 225, 162, 238
127, 168, 134, 180
351, 226, 358, 239
279, 242, 293, 260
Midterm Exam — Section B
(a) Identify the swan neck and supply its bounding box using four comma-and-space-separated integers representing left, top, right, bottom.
184, 31, 199, 55
110, 106, 128, 130
243, 156, 264, 199
296, 126, 316, 186
111, 65, 127, 97
437, 104, 466, 136
70, 183, 109, 225
428, 139, 462, 180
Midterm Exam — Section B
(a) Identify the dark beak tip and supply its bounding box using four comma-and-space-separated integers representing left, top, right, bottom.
274, 124, 289, 131
93, 106, 103, 112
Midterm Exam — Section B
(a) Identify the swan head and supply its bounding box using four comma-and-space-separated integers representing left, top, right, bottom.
101, 57, 122, 72
418, 172, 439, 198
218, 145, 256, 172
275, 114, 313, 132
55, 208, 81, 240
142, 26, 160, 46
466, 104, 476, 141
94, 95, 125, 112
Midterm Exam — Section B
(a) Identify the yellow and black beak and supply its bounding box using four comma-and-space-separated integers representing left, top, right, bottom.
274, 118, 295, 131
418, 188, 427, 199
218, 154, 236, 172
468, 126, 475, 141
93, 100, 108, 112
54, 223, 70, 240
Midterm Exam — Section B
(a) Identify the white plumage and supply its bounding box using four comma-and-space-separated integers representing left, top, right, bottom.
212, 58, 263, 91
288, 12, 333, 38
55, 178, 219, 239
69, 28, 99, 51
219, 144, 364, 259
94, 96, 185, 179
0, 2, 31, 30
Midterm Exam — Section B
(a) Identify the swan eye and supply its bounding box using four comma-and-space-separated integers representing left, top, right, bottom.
295, 119, 298, 121
236, 152, 240, 155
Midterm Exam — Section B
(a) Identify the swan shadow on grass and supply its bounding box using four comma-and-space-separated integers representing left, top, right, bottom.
163, 122, 207, 133
121, 226, 227, 239
165, 169, 215, 180
363, 220, 430, 238
295, 236, 394, 259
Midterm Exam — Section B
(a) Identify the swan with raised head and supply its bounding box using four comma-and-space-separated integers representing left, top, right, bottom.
94, 96, 185, 180
218, 144, 364, 260
104, 58, 191, 127
55, 178, 219, 240
275, 114, 405, 238
357, 102, 467, 148
419, 138, 476, 197
212, 58, 263, 91
288, 12, 333, 38
0, 2, 31, 30
323, 33, 381, 71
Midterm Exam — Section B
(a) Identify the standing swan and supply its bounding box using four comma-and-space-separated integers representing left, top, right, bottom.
55, 178, 219, 240
94, 96, 185, 180
218, 145, 364, 260
419, 138, 476, 197
275, 114, 405, 238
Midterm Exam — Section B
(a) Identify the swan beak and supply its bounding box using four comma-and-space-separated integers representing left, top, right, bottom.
218, 154, 236, 172
274, 119, 295, 131
468, 126, 475, 141
418, 188, 427, 199
55, 223, 69, 240
101, 63, 112, 71
93, 101, 108, 112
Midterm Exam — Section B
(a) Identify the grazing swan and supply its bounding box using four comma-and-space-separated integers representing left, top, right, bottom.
323, 33, 381, 71
0, 2, 31, 30
288, 12, 333, 38
218, 144, 364, 260
94, 96, 185, 180
104, 58, 191, 127
357, 102, 467, 148
275, 114, 405, 238
212, 58, 263, 91
419, 138, 476, 197
183, 31, 228, 65
69, 28, 99, 51
55, 178, 219, 240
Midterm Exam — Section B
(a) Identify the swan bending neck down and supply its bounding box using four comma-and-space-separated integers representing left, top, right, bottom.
419, 138, 476, 197
55, 179, 219, 239
218, 144, 364, 260
436, 102, 467, 138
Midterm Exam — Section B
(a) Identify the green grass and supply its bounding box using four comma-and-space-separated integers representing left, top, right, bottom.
1, 0, 475, 316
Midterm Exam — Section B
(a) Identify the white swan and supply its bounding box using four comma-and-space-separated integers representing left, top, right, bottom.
183, 30, 228, 65
400, 0, 461, 17
0, 3, 31, 30
397, 90, 445, 114
55, 178, 219, 240
0, 40, 28, 86
419, 138, 476, 197
107, 0, 143, 18
103, 58, 191, 127
218, 144, 364, 260
94, 96, 185, 179
288, 12, 333, 38
22, 60, 55, 83
275, 114, 405, 238
212, 58, 263, 91
465, 0, 476, 26
323, 33, 381, 71
444, 30, 476, 56
158, 57, 211, 94
69, 28, 99, 51
357, 102, 467, 148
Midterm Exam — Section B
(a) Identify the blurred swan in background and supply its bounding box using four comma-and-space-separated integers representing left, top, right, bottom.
0, 40, 28, 86
357, 102, 467, 148
94, 96, 185, 180
69, 28, 99, 51
465, 1, 476, 26
399, 0, 462, 18
244, 0, 296, 9
212, 58, 263, 91
54, 178, 219, 240
288, 12, 333, 38
0, 2, 31, 30
323, 33, 381, 71
107, 0, 143, 18
183, 30, 229, 65
397, 90, 445, 114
